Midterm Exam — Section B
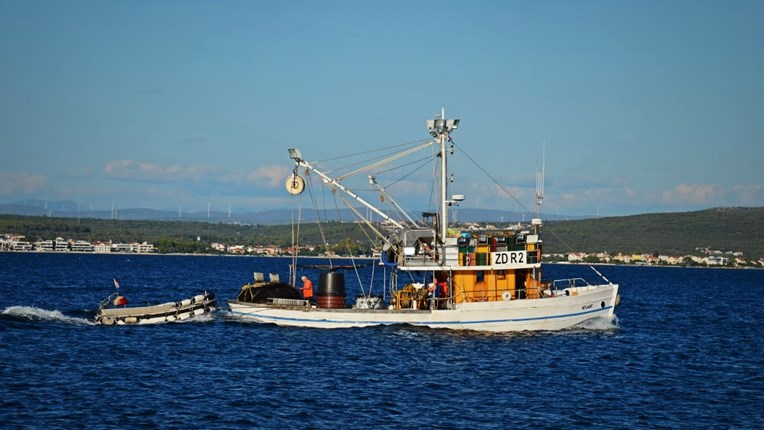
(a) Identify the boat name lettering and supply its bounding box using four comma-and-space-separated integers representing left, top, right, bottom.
493, 251, 525, 265
581, 304, 593, 310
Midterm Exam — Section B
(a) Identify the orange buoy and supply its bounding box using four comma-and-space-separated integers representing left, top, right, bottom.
113, 295, 128, 306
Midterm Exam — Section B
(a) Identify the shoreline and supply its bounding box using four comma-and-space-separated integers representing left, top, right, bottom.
0, 250, 760, 270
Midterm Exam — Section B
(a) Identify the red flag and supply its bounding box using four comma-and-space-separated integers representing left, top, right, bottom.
113, 278, 120, 289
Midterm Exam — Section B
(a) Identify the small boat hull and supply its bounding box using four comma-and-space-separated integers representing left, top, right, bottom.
96, 292, 216, 325
227, 284, 618, 332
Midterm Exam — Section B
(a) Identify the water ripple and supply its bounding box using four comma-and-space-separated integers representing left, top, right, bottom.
0, 254, 761, 429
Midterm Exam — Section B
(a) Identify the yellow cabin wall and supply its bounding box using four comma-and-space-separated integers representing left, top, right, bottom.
454, 269, 521, 303
453, 272, 472, 304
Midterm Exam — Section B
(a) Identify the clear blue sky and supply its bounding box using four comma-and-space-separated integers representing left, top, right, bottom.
1, 0, 762, 217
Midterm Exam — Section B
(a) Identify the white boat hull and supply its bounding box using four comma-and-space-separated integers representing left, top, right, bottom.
260, 112, 623, 334
228, 284, 618, 332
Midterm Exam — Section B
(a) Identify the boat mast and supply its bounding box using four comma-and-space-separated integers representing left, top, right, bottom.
426, 108, 459, 243
440, 108, 448, 242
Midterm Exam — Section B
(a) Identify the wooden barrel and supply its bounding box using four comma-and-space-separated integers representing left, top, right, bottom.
317, 295, 346, 309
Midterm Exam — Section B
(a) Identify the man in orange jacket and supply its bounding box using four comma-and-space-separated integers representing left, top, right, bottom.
300, 275, 314, 305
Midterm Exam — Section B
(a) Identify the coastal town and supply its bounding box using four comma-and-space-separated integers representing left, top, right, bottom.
1, 231, 760, 268
0, 234, 155, 254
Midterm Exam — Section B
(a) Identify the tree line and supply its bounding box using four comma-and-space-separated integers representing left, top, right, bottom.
0, 206, 761, 258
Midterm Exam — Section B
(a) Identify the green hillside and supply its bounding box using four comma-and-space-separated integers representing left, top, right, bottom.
0, 207, 762, 259
541, 207, 763, 258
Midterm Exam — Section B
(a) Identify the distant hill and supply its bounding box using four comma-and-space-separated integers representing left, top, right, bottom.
0, 207, 761, 259
542, 207, 763, 259
0, 200, 580, 224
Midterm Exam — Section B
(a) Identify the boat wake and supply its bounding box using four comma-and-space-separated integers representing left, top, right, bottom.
175, 312, 216, 324
1, 306, 95, 326
575, 315, 620, 331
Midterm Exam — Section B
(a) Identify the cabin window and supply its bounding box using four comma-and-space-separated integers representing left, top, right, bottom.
497, 270, 505, 280
476, 271, 485, 283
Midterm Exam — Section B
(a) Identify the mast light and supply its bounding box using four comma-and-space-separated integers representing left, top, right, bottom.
288, 148, 303, 161
427, 117, 460, 137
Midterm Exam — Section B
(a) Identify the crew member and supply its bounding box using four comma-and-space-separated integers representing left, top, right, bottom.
427, 282, 437, 309
300, 275, 314, 305
437, 279, 448, 309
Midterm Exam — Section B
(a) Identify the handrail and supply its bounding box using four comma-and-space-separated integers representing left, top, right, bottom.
98, 292, 119, 310
551, 278, 590, 290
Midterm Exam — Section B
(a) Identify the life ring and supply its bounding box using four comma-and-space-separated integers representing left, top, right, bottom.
501, 291, 511, 301
380, 248, 398, 267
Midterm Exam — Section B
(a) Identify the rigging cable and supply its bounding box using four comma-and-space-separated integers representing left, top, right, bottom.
290, 166, 304, 287
336, 141, 434, 181
317, 138, 433, 165
451, 138, 612, 285
304, 168, 333, 270
314, 139, 433, 178
328, 185, 370, 297
373, 156, 435, 229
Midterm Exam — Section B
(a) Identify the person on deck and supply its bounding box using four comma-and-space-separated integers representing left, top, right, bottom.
437, 280, 448, 309
300, 276, 314, 305
427, 282, 437, 309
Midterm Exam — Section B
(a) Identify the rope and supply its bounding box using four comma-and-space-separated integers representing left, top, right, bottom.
451, 138, 611, 285
337, 141, 434, 181
317, 138, 432, 164
290, 168, 303, 287
328, 187, 369, 295
304, 169, 332, 269
452, 139, 530, 213
319, 139, 433, 179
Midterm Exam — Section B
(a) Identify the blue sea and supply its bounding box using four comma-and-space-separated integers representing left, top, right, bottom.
0, 253, 762, 429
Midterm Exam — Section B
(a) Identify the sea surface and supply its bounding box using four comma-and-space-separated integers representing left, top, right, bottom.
0, 253, 762, 429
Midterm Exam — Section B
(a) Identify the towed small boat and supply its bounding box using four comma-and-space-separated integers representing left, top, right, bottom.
95, 291, 216, 325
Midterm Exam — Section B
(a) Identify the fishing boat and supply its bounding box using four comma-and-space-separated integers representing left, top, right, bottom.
228, 109, 619, 332
95, 291, 217, 325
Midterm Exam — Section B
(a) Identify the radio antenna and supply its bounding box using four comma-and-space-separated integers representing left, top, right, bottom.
535, 141, 545, 218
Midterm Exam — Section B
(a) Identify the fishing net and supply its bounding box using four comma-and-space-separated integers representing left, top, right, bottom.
237, 283, 302, 303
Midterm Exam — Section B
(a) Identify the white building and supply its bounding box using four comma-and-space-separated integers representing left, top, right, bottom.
112, 243, 133, 253
93, 242, 111, 253
705, 256, 729, 266
71, 240, 94, 252
12, 241, 33, 251
36, 239, 55, 252
134, 242, 155, 253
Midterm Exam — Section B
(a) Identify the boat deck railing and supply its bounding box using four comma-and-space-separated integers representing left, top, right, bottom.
551, 278, 591, 290
454, 285, 548, 303
98, 292, 119, 310
268, 298, 309, 307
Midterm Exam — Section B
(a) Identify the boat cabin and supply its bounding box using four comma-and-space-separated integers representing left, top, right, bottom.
393, 227, 547, 308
